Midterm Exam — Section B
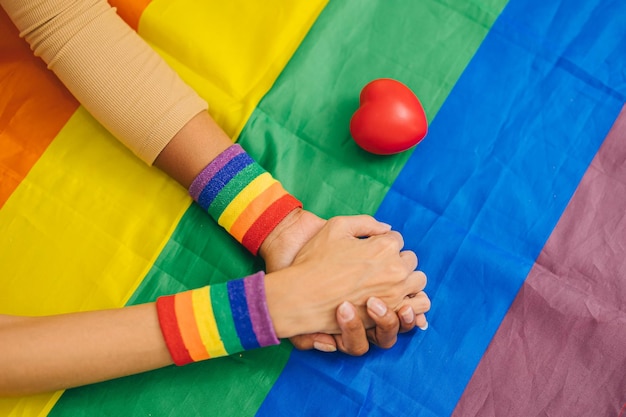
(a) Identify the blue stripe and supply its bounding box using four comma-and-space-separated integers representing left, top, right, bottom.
197, 153, 254, 210
258, 0, 626, 415
227, 278, 260, 350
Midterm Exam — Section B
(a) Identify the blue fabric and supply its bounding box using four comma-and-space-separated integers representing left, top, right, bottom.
258, 0, 625, 415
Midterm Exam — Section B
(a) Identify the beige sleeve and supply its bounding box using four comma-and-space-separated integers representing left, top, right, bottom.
1, 0, 208, 165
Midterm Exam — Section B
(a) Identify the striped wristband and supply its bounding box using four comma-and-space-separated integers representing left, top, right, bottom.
189, 144, 302, 255
156, 271, 280, 365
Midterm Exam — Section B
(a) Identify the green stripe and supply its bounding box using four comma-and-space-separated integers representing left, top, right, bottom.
49, 204, 291, 417
49, 1, 507, 416
210, 283, 244, 354
241, 0, 507, 218
208, 162, 264, 220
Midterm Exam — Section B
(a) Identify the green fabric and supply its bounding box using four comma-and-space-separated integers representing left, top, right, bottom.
49, 0, 507, 416
242, 0, 507, 218
49, 205, 289, 417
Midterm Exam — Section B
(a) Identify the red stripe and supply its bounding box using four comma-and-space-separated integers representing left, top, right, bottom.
156, 295, 194, 366
241, 194, 302, 255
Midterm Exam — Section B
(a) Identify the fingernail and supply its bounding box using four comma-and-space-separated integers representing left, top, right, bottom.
419, 321, 429, 331
400, 308, 415, 324
313, 342, 337, 352
338, 301, 355, 321
367, 297, 388, 317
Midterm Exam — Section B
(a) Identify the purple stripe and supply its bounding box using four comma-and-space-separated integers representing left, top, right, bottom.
452, 106, 626, 417
188, 144, 244, 200
244, 271, 280, 347
197, 153, 254, 210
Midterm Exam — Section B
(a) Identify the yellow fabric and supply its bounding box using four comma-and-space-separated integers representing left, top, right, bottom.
0, 107, 189, 316
2, 0, 208, 165
0, 391, 62, 417
0, 107, 189, 412
0, 1, 327, 415
138, 0, 329, 139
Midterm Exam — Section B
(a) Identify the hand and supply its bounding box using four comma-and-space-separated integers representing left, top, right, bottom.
259, 208, 326, 272
264, 215, 426, 338
291, 293, 430, 355
261, 210, 430, 353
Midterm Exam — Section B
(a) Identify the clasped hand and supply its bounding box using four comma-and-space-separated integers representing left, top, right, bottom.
260, 210, 430, 355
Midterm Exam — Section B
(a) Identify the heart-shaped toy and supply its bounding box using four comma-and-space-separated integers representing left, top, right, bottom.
350, 78, 428, 155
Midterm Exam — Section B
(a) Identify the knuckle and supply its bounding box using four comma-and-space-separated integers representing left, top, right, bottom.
374, 313, 398, 331
402, 250, 418, 270
343, 318, 363, 333
377, 337, 397, 350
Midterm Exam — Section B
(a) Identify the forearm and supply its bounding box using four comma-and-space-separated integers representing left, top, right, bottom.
0, 305, 172, 396
0, 0, 208, 164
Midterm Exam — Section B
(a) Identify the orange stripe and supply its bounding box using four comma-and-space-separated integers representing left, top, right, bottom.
174, 291, 210, 362
108, 0, 153, 31
0, 9, 78, 208
229, 182, 288, 242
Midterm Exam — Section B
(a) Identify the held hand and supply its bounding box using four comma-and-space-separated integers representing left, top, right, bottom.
291, 292, 430, 354
265, 215, 426, 338
259, 208, 326, 272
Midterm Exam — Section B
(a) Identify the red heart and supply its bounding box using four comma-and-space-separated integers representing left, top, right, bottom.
350, 78, 428, 155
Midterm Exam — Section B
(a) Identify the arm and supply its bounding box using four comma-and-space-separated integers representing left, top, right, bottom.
0, 0, 428, 354
0, 306, 171, 396
0, 216, 426, 396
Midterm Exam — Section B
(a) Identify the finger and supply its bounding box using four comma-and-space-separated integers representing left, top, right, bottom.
396, 304, 416, 333
399, 250, 418, 271
415, 313, 429, 331
289, 333, 338, 352
328, 215, 392, 239
365, 297, 400, 349
404, 270, 428, 295
398, 291, 431, 314
397, 292, 431, 331
334, 301, 370, 356
371, 229, 404, 250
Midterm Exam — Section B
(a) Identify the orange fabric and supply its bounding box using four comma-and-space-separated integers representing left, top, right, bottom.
0, 8, 78, 208
108, 0, 153, 30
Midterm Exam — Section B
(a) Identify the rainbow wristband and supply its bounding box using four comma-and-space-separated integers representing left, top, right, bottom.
156, 271, 279, 365
189, 144, 302, 255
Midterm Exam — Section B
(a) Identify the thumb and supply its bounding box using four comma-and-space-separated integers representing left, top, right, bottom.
336, 215, 392, 238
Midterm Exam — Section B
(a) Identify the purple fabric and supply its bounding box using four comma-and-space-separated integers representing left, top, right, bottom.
188, 144, 244, 200
244, 271, 280, 347
452, 106, 626, 417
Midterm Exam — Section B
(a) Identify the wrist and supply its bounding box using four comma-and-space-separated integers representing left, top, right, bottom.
258, 207, 303, 261
188, 144, 302, 255
264, 267, 339, 338
156, 272, 280, 366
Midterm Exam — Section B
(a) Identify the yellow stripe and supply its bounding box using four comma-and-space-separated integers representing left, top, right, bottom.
0, 2, 328, 414
218, 173, 276, 230
0, 391, 62, 417
192, 287, 228, 357
0, 106, 189, 316
138, 0, 329, 139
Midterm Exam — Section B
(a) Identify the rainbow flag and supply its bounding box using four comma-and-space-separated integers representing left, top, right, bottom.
1, 0, 625, 416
